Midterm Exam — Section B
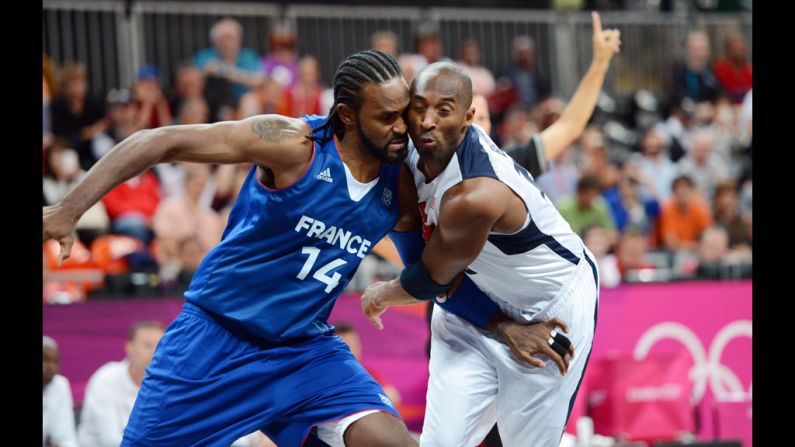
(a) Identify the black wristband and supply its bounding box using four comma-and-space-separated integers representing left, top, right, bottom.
399, 262, 452, 301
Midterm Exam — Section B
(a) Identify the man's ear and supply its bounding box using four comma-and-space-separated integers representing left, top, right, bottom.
338, 103, 356, 127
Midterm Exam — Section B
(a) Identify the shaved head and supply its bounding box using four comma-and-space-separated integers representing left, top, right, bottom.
411, 62, 473, 111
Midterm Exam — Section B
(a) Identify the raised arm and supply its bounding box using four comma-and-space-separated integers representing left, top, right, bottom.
510, 11, 621, 172
43, 114, 313, 263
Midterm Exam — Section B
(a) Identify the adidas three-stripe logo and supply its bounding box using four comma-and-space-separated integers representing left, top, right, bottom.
316, 168, 333, 183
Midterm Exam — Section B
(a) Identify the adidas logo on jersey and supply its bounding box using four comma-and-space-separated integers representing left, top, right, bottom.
316, 168, 333, 183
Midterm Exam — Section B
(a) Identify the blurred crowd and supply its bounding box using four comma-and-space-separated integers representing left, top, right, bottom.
42, 17, 752, 302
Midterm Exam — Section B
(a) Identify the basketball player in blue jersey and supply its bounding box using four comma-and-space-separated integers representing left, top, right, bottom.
43, 49, 428, 447
362, 13, 621, 446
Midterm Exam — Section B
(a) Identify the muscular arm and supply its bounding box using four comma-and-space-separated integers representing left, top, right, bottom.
44, 115, 313, 262
421, 178, 509, 284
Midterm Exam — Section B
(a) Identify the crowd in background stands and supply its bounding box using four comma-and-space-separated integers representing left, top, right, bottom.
42, 17, 752, 301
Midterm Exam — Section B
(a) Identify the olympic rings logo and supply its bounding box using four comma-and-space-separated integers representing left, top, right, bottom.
632, 321, 752, 404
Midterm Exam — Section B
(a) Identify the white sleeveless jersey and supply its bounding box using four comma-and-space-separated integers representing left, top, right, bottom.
406, 124, 586, 322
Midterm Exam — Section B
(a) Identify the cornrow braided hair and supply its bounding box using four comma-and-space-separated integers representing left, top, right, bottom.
312, 49, 402, 144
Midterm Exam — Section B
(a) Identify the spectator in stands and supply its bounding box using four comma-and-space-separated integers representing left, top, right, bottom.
77, 321, 166, 447
261, 20, 299, 89
43, 72, 53, 148
133, 65, 173, 129
530, 95, 564, 132
603, 163, 660, 236
100, 169, 161, 246
497, 106, 535, 148
497, 35, 551, 110
153, 164, 224, 281
92, 88, 140, 162
557, 175, 617, 241
44, 138, 110, 244
169, 64, 215, 123
43, 336, 78, 447
632, 127, 678, 201
400, 20, 448, 76
713, 34, 752, 104
676, 128, 731, 201
712, 180, 752, 251
695, 225, 730, 279
656, 96, 695, 162
195, 18, 262, 101
177, 97, 210, 125
457, 39, 496, 97
277, 55, 325, 118
577, 126, 621, 193
703, 96, 744, 174
615, 228, 657, 280
582, 225, 621, 288
672, 31, 721, 103
50, 62, 107, 171
371, 30, 399, 57
335, 322, 402, 407
471, 94, 492, 135
238, 78, 285, 118
659, 174, 712, 252
535, 144, 578, 206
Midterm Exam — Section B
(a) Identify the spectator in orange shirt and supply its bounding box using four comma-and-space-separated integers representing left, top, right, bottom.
660, 174, 712, 252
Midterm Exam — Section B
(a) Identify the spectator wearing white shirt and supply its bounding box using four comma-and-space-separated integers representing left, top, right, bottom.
43, 336, 78, 447
77, 321, 166, 447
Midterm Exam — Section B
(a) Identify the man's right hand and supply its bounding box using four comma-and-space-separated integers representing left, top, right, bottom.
43, 205, 78, 266
592, 11, 622, 67
491, 316, 575, 375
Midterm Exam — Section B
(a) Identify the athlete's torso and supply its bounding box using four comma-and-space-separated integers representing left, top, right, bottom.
407, 124, 585, 322
186, 115, 401, 341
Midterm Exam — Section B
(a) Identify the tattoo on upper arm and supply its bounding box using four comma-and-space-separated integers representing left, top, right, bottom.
251, 118, 298, 144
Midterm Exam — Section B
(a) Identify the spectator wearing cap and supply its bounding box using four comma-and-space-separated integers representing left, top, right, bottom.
92, 87, 140, 162
659, 174, 712, 252
195, 18, 262, 101
261, 21, 300, 89
50, 62, 108, 170
133, 65, 173, 129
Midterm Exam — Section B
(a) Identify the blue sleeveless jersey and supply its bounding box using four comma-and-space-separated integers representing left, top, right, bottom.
184, 115, 401, 342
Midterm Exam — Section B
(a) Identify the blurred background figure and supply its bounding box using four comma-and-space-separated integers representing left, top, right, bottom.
335, 322, 402, 407
261, 20, 299, 89
77, 321, 166, 447
43, 336, 78, 447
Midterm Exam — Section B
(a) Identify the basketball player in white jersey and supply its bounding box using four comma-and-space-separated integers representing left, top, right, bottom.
362, 12, 621, 446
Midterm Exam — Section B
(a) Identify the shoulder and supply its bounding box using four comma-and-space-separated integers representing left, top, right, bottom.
442, 177, 507, 223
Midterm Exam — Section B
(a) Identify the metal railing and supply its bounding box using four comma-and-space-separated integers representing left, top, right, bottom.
43, 0, 751, 100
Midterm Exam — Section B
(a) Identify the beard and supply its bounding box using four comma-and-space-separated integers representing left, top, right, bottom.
356, 120, 408, 164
